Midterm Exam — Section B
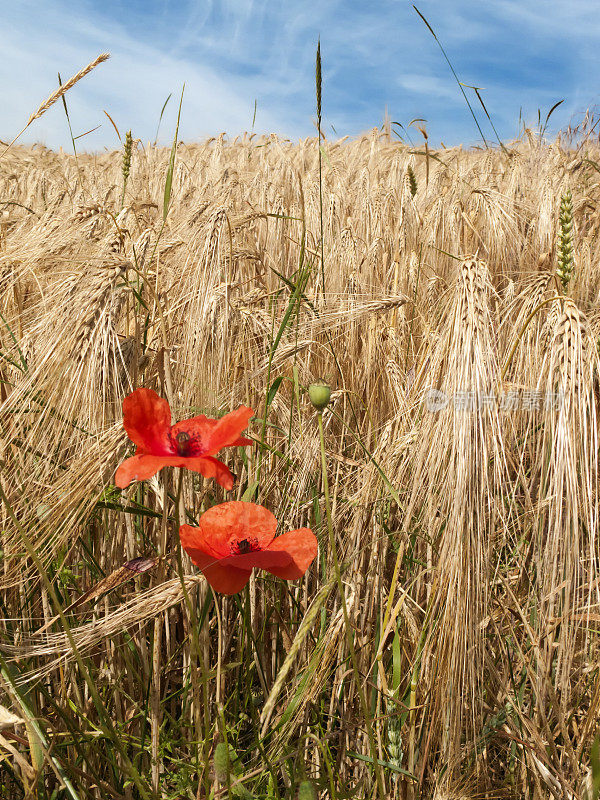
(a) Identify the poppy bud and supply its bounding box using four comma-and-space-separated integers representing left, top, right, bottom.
214, 742, 236, 783
298, 780, 317, 800
214, 742, 253, 797
308, 381, 331, 410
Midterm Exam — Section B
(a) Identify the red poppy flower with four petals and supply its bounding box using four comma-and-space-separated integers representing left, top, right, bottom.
179, 501, 318, 594
115, 388, 253, 491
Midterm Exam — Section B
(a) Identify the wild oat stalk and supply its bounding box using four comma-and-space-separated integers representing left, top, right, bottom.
412, 6, 488, 146
314, 386, 386, 798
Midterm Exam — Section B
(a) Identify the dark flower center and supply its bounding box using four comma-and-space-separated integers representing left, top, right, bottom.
173, 431, 199, 457
231, 537, 260, 555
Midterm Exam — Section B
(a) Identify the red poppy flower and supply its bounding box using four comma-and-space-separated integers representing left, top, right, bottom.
179, 501, 318, 595
115, 388, 253, 491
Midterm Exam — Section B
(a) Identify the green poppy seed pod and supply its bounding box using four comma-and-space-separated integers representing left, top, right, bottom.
298, 780, 317, 800
308, 381, 331, 410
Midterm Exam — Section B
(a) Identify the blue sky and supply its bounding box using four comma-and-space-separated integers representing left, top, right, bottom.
2, 0, 599, 150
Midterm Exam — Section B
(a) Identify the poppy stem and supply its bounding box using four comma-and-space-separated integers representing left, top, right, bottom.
173, 470, 212, 795
316, 412, 386, 799
150, 476, 171, 792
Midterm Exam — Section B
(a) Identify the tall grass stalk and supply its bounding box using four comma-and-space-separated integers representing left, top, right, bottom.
412, 6, 488, 146
315, 405, 386, 799
0, 482, 152, 800
316, 40, 325, 294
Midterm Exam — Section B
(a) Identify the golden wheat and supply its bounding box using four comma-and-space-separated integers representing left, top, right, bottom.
1, 133, 600, 797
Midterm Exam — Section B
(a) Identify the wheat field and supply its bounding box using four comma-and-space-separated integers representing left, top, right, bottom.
0, 116, 600, 799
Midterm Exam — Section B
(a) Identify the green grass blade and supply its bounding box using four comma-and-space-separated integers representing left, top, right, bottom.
154, 92, 172, 145
413, 5, 489, 146
163, 85, 185, 221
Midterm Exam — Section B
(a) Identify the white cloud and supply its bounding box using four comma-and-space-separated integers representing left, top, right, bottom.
2, 0, 600, 150
397, 74, 463, 103
0, 0, 291, 150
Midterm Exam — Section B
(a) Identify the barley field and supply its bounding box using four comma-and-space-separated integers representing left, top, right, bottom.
1, 102, 600, 799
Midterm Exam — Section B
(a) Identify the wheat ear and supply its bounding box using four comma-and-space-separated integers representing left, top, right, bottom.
27, 54, 110, 124
0, 53, 110, 159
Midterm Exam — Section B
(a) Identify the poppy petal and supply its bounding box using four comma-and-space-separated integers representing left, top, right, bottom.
173, 407, 253, 457
180, 539, 251, 595
179, 524, 222, 560
262, 529, 318, 580
122, 388, 173, 455
200, 561, 252, 595
115, 453, 170, 488
197, 501, 277, 554
180, 456, 235, 490
208, 406, 254, 452
231, 437, 253, 447
220, 549, 293, 571
115, 454, 234, 490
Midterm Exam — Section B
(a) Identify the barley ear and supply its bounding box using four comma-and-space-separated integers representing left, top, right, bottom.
407, 164, 418, 197
1, 53, 110, 159
27, 53, 110, 126
557, 188, 574, 292
121, 130, 133, 208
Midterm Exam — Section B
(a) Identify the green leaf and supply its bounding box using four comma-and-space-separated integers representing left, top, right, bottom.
0, 655, 82, 800
346, 750, 417, 780
241, 481, 258, 502
154, 92, 172, 145
392, 630, 401, 693
319, 145, 333, 170
163, 85, 185, 220
266, 376, 285, 409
